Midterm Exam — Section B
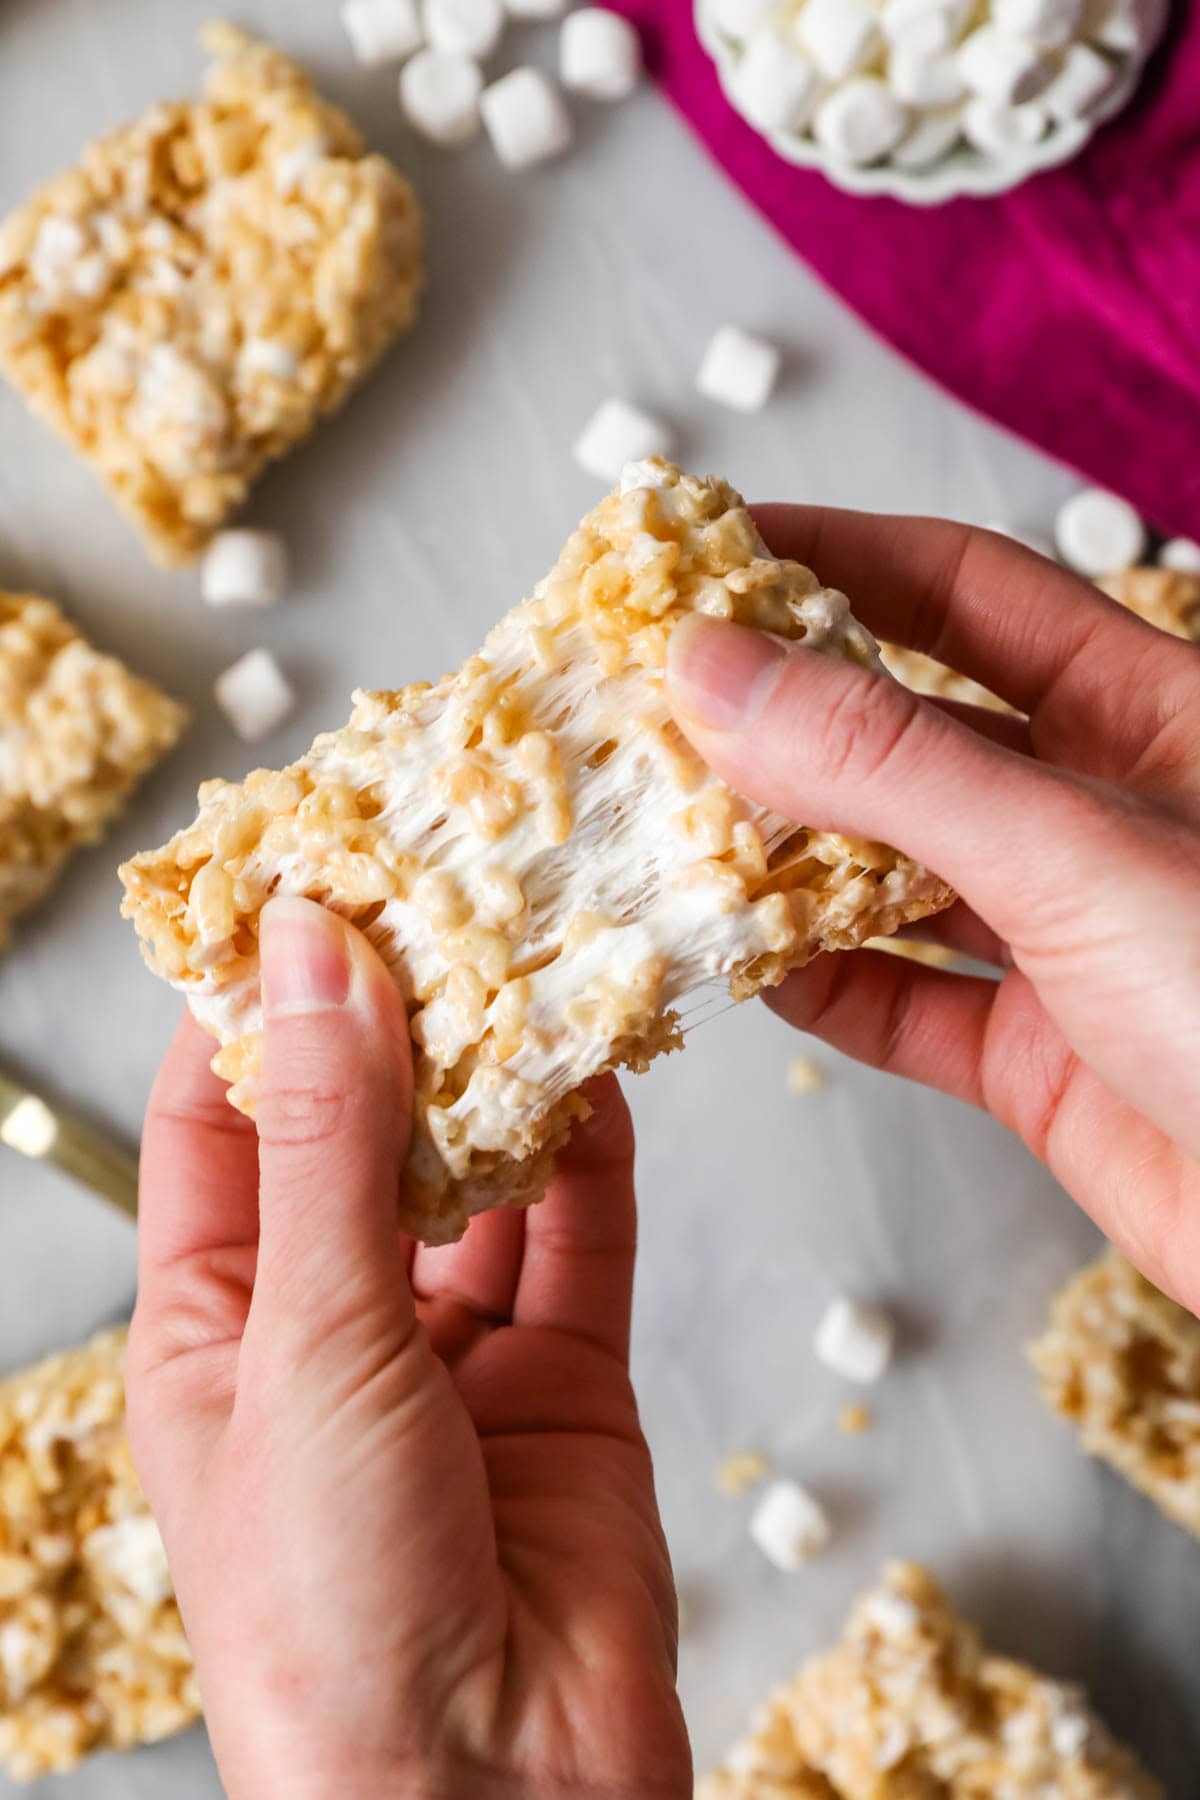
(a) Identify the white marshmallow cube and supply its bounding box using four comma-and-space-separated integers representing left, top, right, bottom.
814, 1298, 895, 1385
814, 78, 909, 165
957, 25, 1056, 103
888, 44, 966, 106
505, 0, 566, 14
696, 325, 781, 413
730, 31, 824, 135
795, 0, 882, 81
424, 0, 505, 60
962, 95, 1048, 152
1086, 0, 1157, 53
891, 104, 964, 166
1160, 538, 1200, 575
214, 650, 296, 743
574, 399, 674, 483
749, 1481, 832, 1571
1041, 42, 1117, 119
201, 529, 288, 608
399, 49, 484, 145
994, 0, 1084, 45
1055, 487, 1147, 575
481, 67, 573, 168
341, 0, 424, 65
882, 0, 973, 53
561, 9, 643, 101
710, 0, 777, 38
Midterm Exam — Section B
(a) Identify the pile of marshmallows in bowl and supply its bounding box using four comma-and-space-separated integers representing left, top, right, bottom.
710, 0, 1159, 171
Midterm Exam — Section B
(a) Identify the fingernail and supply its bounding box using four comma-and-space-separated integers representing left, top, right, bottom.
666, 615, 788, 731
261, 896, 352, 1017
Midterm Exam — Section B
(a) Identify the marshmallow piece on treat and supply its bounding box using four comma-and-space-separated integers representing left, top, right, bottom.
882, 0, 973, 53
696, 325, 782, 413
399, 48, 484, 144
201, 529, 288, 607
1160, 539, 1200, 575
958, 25, 1056, 103
888, 44, 966, 105
815, 1298, 895, 1384
561, 9, 643, 101
214, 650, 296, 743
730, 30, 824, 134
710, 0, 777, 38
341, 0, 424, 64
573, 400, 674, 482
1055, 488, 1147, 576
424, 0, 505, 60
962, 94, 1048, 151
481, 67, 573, 168
891, 103, 964, 165
994, 0, 1085, 45
795, 0, 882, 81
814, 79, 909, 165
749, 1481, 833, 1571
1042, 41, 1117, 118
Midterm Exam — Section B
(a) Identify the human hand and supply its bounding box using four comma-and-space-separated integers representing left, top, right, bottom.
667, 509, 1200, 1315
127, 897, 690, 1800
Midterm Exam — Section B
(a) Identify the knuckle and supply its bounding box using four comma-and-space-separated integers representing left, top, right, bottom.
258, 1080, 359, 1152
806, 670, 927, 790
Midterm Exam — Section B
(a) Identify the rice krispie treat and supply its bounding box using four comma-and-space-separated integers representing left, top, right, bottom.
699, 1562, 1161, 1800
0, 23, 423, 565
1030, 1249, 1200, 1540
121, 461, 953, 1243
0, 592, 186, 945
0, 1329, 198, 1783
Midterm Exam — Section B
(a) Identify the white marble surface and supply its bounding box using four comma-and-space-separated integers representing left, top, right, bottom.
0, 2, 1196, 1793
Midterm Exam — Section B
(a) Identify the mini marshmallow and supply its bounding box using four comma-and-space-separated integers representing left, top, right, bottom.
814, 1298, 895, 1385
481, 67, 573, 168
1085, 0, 1156, 54
749, 1481, 832, 1571
201, 529, 288, 608
957, 25, 1056, 104
795, 0, 882, 81
573, 399, 674, 483
710, 0, 777, 38
1055, 488, 1147, 576
214, 649, 296, 743
891, 104, 964, 166
1041, 41, 1117, 120
888, 44, 965, 106
696, 324, 782, 413
962, 95, 1048, 152
399, 49, 484, 145
993, 0, 1084, 45
424, 0, 505, 60
882, 0, 973, 53
786, 1055, 826, 1095
1160, 538, 1200, 575
813, 78, 909, 165
730, 31, 824, 136
240, 337, 300, 381
561, 9, 643, 101
341, 0, 424, 65
504, 0, 566, 13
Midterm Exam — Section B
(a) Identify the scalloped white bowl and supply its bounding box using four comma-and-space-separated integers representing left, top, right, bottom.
695, 0, 1169, 205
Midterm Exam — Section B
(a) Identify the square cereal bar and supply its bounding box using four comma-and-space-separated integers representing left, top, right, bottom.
120, 462, 953, 1244
0, 592, 186, 945
699, 1561, 1160, 1799
0, 1329, 198, 1783
1030, 1248, 1200, 1539
0, 24, 423, 564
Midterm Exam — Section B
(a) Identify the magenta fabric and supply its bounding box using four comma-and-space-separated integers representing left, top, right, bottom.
608, 2, 1200, 539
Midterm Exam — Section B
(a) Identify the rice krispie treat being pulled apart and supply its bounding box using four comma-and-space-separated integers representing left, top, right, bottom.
0, 1329, 197, 1783
699, 1561, 1161, 1799
0, 24, 423, 564
121, 462, 952, 1243
0, 593, 185, 945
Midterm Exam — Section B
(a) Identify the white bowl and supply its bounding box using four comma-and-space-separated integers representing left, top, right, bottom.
694, 0, 1169, 205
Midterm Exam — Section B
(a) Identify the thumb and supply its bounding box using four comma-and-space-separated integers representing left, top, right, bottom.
246, 896, 414, 1348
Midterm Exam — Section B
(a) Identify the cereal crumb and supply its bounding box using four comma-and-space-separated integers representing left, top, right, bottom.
837, 1403, 872, 1436
715, 1451, 771, 1497
786, 1056, 826, 1094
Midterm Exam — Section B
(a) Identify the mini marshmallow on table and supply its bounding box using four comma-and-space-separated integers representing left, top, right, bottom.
400, 48, 484, 145
481, 66, 573, 168
572, 399, 674, 483
696, 325, 781, 413
341, 0, 424, 65
560, 9, 643, 101
423, 0, 505, 61
749, 1481, 833, 1571
201, 529, 287, 608
1055, 487, 1147, 576
730, 29, 824, 135
214, 649, 296, 743
814, 1298, 895, 1385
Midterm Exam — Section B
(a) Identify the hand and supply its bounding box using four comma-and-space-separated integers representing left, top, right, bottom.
667, 508, 1200, 1315
127, 897, 690, 1800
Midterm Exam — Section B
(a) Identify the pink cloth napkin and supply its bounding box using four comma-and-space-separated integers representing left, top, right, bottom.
608, 2, 1200, 541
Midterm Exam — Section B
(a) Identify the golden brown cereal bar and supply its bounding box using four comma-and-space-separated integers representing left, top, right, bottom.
0, 1329, 198, 1783
1030, 1249, 1200, 1540
0, 24, 423, 565
120, 462, 953, 1243
698, 1562, 1161, 1799
0, 592, 186, 945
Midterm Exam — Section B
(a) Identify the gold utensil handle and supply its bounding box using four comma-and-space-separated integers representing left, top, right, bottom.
0, 1073, 138, 1221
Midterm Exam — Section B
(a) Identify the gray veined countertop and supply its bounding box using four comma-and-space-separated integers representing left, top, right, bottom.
0, 1, 1197, 1793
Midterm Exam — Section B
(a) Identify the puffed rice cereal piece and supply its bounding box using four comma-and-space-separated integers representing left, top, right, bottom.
1031, 1249, 1200, 1539
697, 1561, 1161, 1799
120, 462, 953, 1244
0, 593, 186, 946
0, 24, 423, 565
0, 1329, 198, 1783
